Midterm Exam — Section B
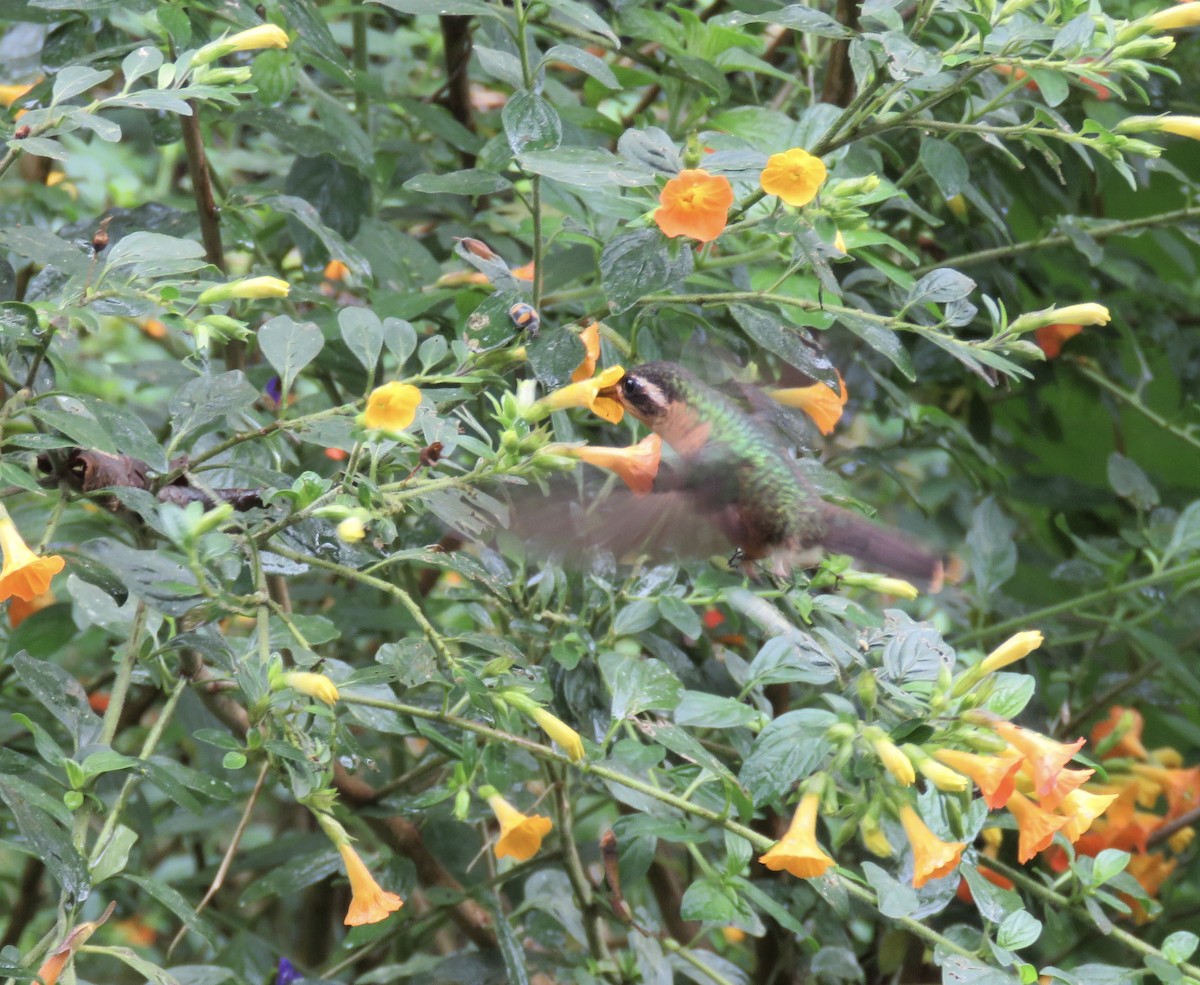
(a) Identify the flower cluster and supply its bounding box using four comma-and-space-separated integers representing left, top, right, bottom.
1040, 706, 1199, 922
757, 632, 1120, 890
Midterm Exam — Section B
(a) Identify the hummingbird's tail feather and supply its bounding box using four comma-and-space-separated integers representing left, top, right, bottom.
817, 505, 945, 591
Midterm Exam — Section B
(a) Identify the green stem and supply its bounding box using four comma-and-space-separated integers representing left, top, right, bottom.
955, 559, 1200, 644
98, 602, 149, 747
512, 0, 544, 305
1071, 359, 1200, 453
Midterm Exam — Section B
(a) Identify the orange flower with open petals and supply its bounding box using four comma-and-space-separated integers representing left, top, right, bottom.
571, 434, 662, 495
572, 321, 602, 383
1035, 323, 1084, 359
0, 513, 65, 603
8, 588, 56, 628
769, 372, 847, 435
933, 748, 1024, 809
898, 804, 966, 888
1059, 789, 1119, 843
339, 844, 404, 925
1131, 764, 1200, 818
758, 791, 835, 879
1028, 765, 1094, 811
1092, 706, 1149, 760
992, 722, 1085, 799
535, 365, 625, 423
759, 147, 828, 207
1006, 791, 1069, 862
654, 169, 734, 243
489, 794, 554, 862
363, 382, 421, 432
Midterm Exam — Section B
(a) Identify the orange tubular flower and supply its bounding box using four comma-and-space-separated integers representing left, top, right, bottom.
1035, 323, 1084, 359
0, 512, 65, 603
1006, 791, 1070, 863
572, 321, 602, 383
489, 794, 554, 862
992, 722, 1085, 799
1130, 764, 1200, 818
338, 844, 404, 925
571, 434, 662, 495
1126, 853, 1177, 924
1059, 789, 1119, 843
759, 147, 828, 207
769, 372, 848, 435
933, 748, 1024, 809
8, 588, 55, 628
758, 791, 836, 879
898, 804, 966, 888
654, 169, 734, 243
1029, 765, 1095, 811
1092, 706, 1149, 760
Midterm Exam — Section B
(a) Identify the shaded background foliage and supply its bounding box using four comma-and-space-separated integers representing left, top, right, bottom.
1, 0, 1200, 984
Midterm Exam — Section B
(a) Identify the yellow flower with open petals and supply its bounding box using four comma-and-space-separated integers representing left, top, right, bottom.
760, 147, 828, 207
0, 513, 65, 603
489, 794, 553, 861
758, 791, 835, 879
654, 170, 734, 243
338, 844, 404, 925
364, 382, 421, 432
570, 434, 662, 495
1059, 789, 1119, 843
898, 804, 966, 888
535, 365, 625, 423
769, 371, 847, 435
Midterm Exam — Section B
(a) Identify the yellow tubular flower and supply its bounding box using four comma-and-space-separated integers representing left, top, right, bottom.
915, 756, 970, 793
194, 24, 291, 65
338, 844, 404, 925
570, 434, 662, 495
758, 791, 835, 879
1006, 791, 1069, 863
363, 382, 421, 432
530, 707, 585, 762
1059, 789, 1119, 843
280, 671, 340, 705
759, 147, 828, 207
0, 512, 66, 603
0, 79, 39, 109
1009, 303, 1111, 334
769, 371, 848, 435
1145, 1, 1200, 31
198, 276, 291, 303
979, 630, 1044, 674
861, 812, 894, 858
533, 365, 625, 424
898, 804, 966, 888
869, 731, 916, 786
1027, 764, 1094, 811
1159, 116, 1200, 141
489, 794, 553, 861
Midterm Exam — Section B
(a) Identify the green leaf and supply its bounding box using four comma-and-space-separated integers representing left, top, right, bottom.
403, 169, 513, 196
981, 672, 1035, 719
601, 651, 683, 718
863, 861, 920, 918
836, 312, 916, 380
10, 651, 100, 750
370, 0, 501, 16
720, 5, 852, 38
539, 0, 618, 45
680, 878, 737, 923
740, 709, 835, 806
104, 231, 207, 277
966, 496, 1017, 594
996, 910, 1042, 950
1163, 931, 1199, 965
674, 691, 761, 729
907, 268, 976, 306
518, 146, 656, 187
338, 307, 385, 372
168, 371, 259, 445
0, 778, 90, 902
90, 823, 138, 883
1090, 848, 1131, 887
474, 45, 525, 88
1107, 452, 1159, 511
258, 315, 324, 395
122, 45, 164, 84
657, 596, 701, 637
961, 865, 1023, 923
281, 156, 373, 258
919, 138, 970, 199
502, 90, 562, 155
600, 229, 694, 314
541, 44, 620, 89
730, 304, 838, 384
51, 65, 112, 104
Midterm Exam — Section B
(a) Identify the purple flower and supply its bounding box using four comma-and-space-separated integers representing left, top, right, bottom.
276, 958, 302, 985
265, 376, 283, 406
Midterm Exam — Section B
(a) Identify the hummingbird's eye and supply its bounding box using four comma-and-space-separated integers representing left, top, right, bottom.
621, 376, 643, 397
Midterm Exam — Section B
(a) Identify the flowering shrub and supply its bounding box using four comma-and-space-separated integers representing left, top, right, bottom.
2, 1, 1200, 985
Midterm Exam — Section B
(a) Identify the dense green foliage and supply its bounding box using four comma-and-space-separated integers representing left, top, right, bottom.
2, 1, 1200, 984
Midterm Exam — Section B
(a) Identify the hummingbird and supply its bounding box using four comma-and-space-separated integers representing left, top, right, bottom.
593, 361, 945, 590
